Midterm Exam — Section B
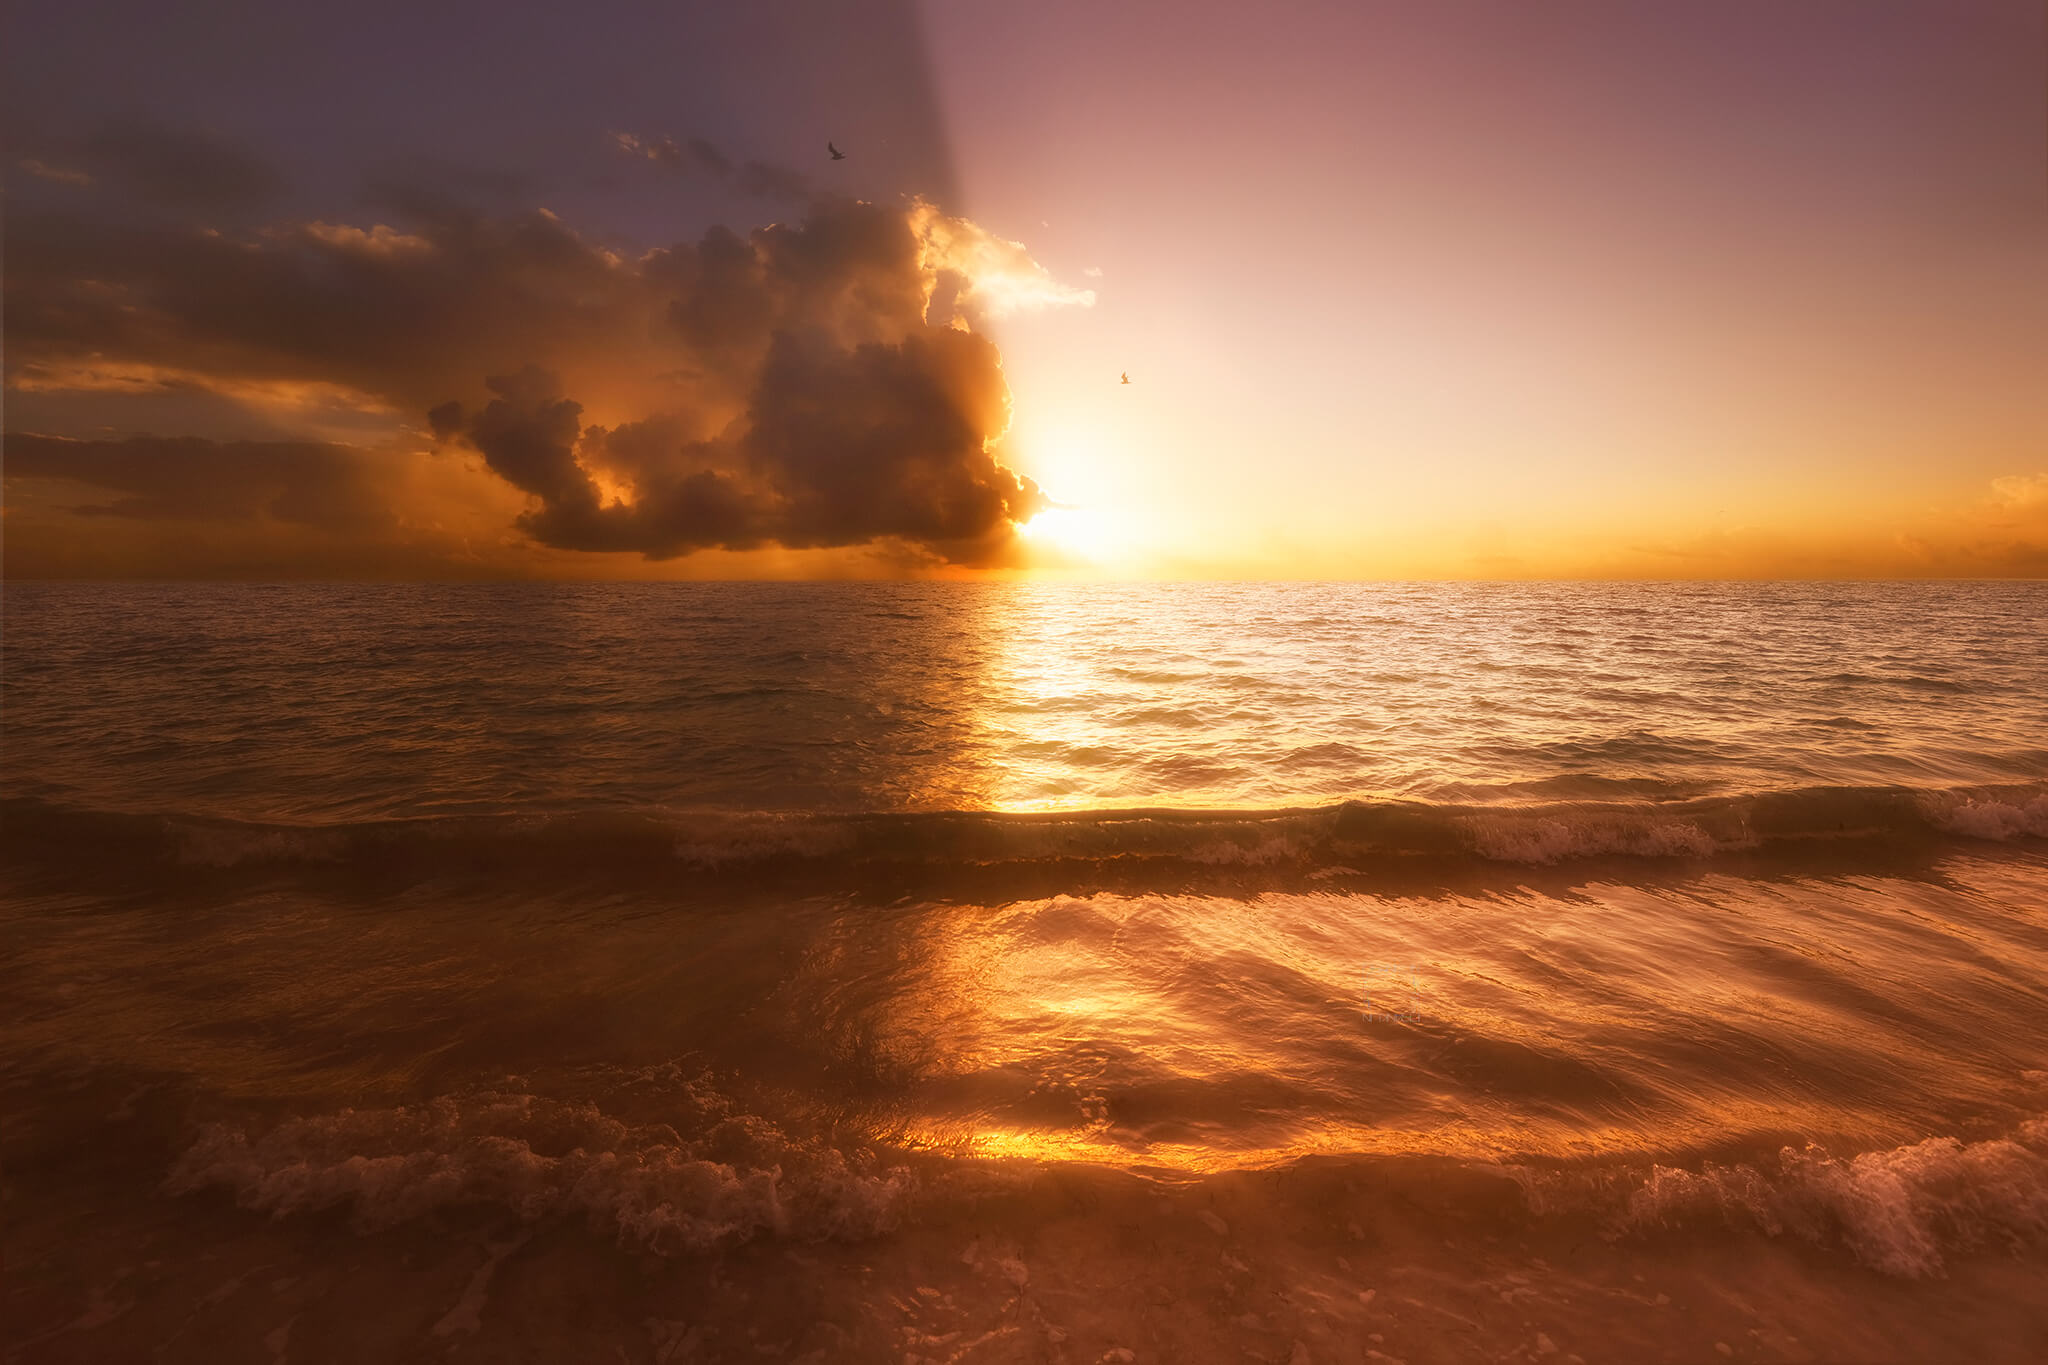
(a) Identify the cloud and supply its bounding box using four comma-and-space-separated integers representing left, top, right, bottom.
4, 199, 665, 421
911, 201, 1098, 320
4, 432, 390, 530
300, 222, 435, 256
17, 158, 92, 187
7, 184, 1087, 570
434, 279, 1045, 564
610, 132, 810, 201
0, 429, 547, 580
75, 116, 284, 210
1990, 472, 2048, 511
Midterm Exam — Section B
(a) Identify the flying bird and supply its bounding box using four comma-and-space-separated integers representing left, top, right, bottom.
828, 142, 846, 161
1120, 372, 1131, 385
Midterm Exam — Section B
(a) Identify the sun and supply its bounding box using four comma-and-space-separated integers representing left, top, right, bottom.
1017, 505, 1121, 564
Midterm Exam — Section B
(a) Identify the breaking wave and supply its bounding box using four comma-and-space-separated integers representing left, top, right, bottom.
1514, 1119, 2048, 1278
165, 1074, 914, 1254
166, 1077, 2048, 1281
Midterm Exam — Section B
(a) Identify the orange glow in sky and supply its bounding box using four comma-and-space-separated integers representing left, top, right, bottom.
4, 1, 2043, 580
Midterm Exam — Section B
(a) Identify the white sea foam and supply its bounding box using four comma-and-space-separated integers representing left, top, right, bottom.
1463, 812, 1721, 864
165, 1088, 914, 1253
1586, 1122, 2048, 1278
1923, 790, 2048, 842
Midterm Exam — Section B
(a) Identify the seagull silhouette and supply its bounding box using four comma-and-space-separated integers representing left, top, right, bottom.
1120, 372, 1131, 385
827, 142, 846, 161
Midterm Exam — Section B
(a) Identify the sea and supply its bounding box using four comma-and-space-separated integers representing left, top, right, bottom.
5, 580, 2047, 1363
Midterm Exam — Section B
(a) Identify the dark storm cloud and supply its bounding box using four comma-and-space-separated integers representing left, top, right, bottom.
749, 326, 1028, 550
2, 0, 988, 575
7, 188, 1052, 566
4, 433, 388, 529
445, 370, 770, 556
436, 326, 1042, 565
7, 188, 947, 410
4, 198, 657, 414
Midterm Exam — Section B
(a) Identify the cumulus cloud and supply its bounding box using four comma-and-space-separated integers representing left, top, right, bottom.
428, 206, 1049, 564
911, 201, 1098, 320
6, 180, 1089, 570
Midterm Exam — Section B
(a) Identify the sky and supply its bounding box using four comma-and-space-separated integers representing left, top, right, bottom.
4, 0, 2044, 579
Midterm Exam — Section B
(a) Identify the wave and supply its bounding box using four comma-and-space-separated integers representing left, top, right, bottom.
5, 781, 2044, 889
1512, 1119, 2048, 1278
164, 1075, 2048, 1279
165, 1074, 914, 1254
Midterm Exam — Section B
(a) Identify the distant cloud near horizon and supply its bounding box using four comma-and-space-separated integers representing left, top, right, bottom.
6, 433, 388, 529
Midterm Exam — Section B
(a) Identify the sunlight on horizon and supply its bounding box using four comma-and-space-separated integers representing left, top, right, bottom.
1016, 504, 1123, 566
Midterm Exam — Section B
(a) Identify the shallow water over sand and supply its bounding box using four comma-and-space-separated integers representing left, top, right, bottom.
5, 582, 2047, 1362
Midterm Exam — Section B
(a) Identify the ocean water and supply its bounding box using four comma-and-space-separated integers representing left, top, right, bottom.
5, 581, 2048, 1363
